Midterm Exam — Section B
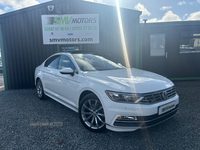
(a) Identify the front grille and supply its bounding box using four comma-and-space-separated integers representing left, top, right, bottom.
140, 86, 176, 104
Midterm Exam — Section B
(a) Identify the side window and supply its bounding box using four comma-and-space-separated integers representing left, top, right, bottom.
44, 55, 60, 69
58, 55, 75, 70
180, 32, 200, 53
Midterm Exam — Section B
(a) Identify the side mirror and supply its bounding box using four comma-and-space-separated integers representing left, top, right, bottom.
60, 68, 74, 76
118, 63, 125, 68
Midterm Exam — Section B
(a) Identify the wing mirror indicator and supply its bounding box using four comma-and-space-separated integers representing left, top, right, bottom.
60, 68, 74, 76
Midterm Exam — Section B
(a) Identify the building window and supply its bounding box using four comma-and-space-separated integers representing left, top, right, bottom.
150, 33, 165, 56
59, 45, 80, 52
180, 32, 200, 53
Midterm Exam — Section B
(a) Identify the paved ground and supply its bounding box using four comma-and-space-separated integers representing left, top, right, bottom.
0, 81, 200, 149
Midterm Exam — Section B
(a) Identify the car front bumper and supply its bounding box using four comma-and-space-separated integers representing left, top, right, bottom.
101, 94, 179, 132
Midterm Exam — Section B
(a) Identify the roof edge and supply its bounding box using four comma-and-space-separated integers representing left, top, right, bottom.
0, 0, 141, 19
140, 20, 200, 27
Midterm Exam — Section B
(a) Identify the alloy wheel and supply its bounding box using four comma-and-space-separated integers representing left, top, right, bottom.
36, 80, 43, 98
81, 99, 105, 130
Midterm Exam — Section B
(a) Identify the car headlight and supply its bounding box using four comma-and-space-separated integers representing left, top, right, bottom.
105, 91, 144, 104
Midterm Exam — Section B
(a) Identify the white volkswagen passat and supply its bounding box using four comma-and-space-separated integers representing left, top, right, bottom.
35, 53, 179, 132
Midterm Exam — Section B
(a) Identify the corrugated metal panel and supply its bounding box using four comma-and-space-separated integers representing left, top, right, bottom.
0, 0, 141, 89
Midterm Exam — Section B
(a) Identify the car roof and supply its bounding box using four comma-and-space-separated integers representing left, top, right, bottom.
55, 51, 105, 56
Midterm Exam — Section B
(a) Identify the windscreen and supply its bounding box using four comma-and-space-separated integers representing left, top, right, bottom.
72, 54, 124, 71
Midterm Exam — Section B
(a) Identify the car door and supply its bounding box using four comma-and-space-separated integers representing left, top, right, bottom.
54, 55, 78, 108
144, 33, 168, 77
42, 55, 60, 94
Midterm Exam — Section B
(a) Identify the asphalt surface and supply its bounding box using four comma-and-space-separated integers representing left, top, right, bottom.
0, 81, 200, 149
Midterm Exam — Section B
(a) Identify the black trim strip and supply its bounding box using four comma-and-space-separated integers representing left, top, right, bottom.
141, 110, 179, 129
115, 107, 178, 124
45, 91, 78, 111
114, 105, 179, 127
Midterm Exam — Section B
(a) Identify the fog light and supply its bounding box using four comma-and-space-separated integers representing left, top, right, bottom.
116, 116, 123, 120
126, 116, 137, 120
116, 116, 137, 121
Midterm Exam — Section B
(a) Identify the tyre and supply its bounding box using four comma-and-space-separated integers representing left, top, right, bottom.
36, 79, 47, 100
79, 93, 106, 132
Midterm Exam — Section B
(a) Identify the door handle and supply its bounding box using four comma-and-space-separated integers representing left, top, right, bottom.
165, 52, 168, 58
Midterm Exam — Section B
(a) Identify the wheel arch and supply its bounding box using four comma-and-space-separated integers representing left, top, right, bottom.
78, 87, 107, 110
78, 90, 97, 108
35, 77, 41, 86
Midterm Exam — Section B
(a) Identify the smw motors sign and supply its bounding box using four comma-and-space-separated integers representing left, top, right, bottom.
41, 14, 99, 44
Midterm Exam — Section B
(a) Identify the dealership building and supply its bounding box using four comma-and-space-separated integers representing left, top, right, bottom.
0, 0, 200, 90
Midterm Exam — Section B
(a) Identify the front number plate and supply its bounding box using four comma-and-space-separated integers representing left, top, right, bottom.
158, 101, 176, 115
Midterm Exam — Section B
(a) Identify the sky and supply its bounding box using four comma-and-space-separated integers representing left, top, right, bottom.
0, 0, 200, 23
